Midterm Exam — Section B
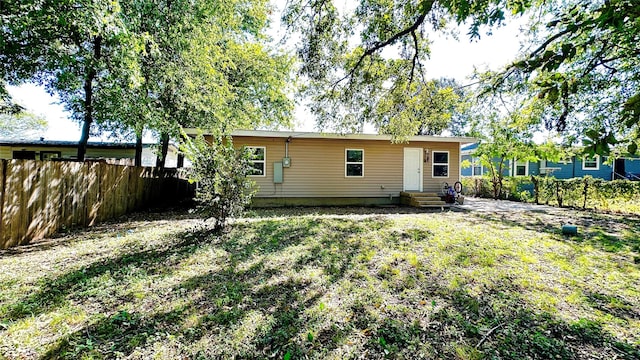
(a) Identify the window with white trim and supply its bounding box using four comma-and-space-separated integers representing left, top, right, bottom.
247, 146, 266, 176
514, 160, 529, 176
472, 157, 483, 176
432, 151, 449, 177
582, 155, 599, 170
345, 149, 364, 177
540, 160, 558, 175
40, 151, 61, 161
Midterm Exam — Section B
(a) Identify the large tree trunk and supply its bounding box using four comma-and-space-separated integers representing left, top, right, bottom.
176, 132, 185, 168
135, 132, 143, 167
134, 123, 144, 167
177, 152, 184, 168
77, 35, 102, 161
156, 132, 170, 170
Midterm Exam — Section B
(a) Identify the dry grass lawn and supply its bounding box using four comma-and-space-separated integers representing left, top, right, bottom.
1, 205, 639, 359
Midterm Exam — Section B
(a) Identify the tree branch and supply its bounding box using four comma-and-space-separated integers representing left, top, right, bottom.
527, 27, 574, 58
409, 30, 419, 85
332, 0, 435, 89
526, 17, 596, 61
580, 40, 610, 79
476, 322, 504, 349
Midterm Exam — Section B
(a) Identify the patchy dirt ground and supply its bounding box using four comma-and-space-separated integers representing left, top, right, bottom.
1, 204, 639, 359
247, 199, 640, 249
456, 197, 640, 254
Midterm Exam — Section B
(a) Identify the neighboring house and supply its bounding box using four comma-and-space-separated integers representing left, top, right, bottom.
460, 143, 513, 177
141, 145, 181, 168
189, 130, 476, 206
461, 143, 640, 180
538, 156, 640, 180
0, 139, 180, 167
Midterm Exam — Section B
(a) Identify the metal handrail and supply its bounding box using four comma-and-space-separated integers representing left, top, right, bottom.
613, 172, 627, 180
627, 173, 640, 181
613, 172, 640, 181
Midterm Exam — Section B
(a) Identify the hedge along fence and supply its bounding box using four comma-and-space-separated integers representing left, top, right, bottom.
0, 159, 195, 249
461, 176, 640, 212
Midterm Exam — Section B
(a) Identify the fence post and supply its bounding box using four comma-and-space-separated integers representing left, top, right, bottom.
0, 161, 195, 249
555, 180, 563, 207
582, 178, 589, 209
531, 175, 539, 205
0, 160, 5, 247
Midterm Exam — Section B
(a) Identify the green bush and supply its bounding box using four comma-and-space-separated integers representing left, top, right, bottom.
460, 176, 526, 200
463, 175, 640, 213
502, 177, 535, 202
532, 176, 640, 211
182, 134, 256, 233
461, 177, 494, 198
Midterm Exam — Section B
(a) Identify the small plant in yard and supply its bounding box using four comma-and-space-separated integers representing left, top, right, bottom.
182, 132, 256, 233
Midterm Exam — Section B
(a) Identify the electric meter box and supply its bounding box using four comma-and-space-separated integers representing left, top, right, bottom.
282, 157, 291, 167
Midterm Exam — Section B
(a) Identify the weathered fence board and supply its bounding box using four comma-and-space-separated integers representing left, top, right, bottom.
0, 161, 4, 243
0, 160, 194, 249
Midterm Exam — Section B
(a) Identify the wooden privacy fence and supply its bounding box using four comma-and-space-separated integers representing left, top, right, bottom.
0, 160, 195, 249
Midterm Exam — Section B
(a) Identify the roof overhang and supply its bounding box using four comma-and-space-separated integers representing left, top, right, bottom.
0, 140, 139, 149
183, 129, 477, 144
0, 140, 178, 150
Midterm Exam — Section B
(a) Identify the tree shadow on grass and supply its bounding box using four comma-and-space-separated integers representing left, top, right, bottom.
443, 288, 640, 360
224, 217, 388, 270
584, 291, 640, 320
0, 210, 204, 257
41, 307, 189, 359
245, 205, 451, 219
463, 208, 640, 255
2, 227, 213, 323
346, 279, 640, 360
40, 259, 324, 359
40, 276, 324, 359
6, 215, 640, 359
40, 277, 640, 359
36, 217, 385, 359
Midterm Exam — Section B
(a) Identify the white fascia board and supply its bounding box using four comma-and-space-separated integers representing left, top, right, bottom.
182, 128, 477, 144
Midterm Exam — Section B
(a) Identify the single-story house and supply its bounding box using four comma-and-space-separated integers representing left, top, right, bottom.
461, 143, 640, 181
187, 129, 476, 206
0, 139, 180, 167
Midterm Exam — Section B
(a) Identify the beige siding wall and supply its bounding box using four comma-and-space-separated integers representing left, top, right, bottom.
233, 136, 460, 198
86, 148, 136, 159
0, 146, 10, 159
0, 145, 135, 160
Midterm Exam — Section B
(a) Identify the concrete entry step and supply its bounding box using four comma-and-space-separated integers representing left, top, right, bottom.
400, 191, 440, 197
401, 191, 452, 208
411, 196, 443, 202
417, 204, 451, 209
411, 200, 447, 206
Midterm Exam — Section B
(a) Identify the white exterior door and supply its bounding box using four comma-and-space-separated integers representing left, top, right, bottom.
403, 148, 423, 191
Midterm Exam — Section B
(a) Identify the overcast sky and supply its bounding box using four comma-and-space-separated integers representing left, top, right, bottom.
7, 6, 525, 141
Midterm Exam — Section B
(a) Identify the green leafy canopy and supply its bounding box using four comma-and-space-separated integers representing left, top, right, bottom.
488, 0, 640, 154
1, 0, 294, 161
284, 0, 639, 154
283, 0, 531, 139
